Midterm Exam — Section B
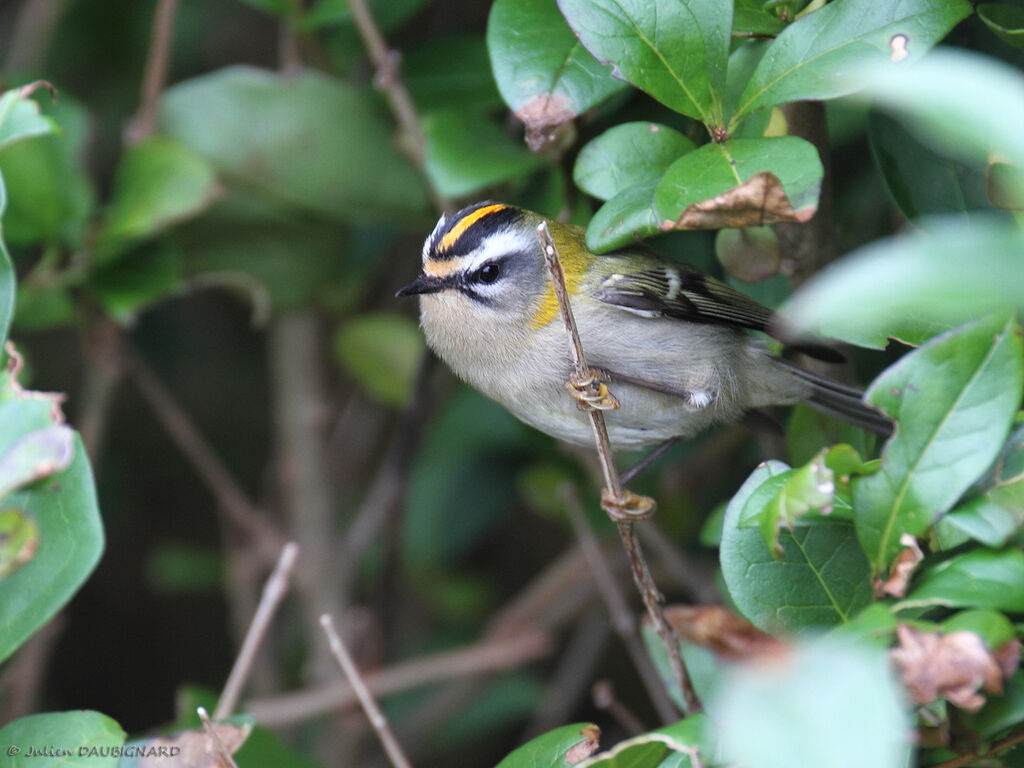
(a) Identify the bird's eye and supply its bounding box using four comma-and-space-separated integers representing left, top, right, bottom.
475, 263, 501, 284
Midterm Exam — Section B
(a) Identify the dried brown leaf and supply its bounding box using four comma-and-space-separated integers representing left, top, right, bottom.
665, 171, 815, 230
880, 533, 924, 598
891, 624, 1011, 712
662, 604, 786, 660
515, 92, 576, 151
138, 723, 250, 768
565, 724, 601, 765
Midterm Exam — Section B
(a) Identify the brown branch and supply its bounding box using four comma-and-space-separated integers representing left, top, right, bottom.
537, 221, 701, 717
346, 0, 450, 212
563, 484, 679, 724
246, 629, 551, 726
214, 541, 299, 720
77, 316, 123, 461
320, 614, 414, 768
932, 726, 1024, 768
4, 0, 72, 72
126, 0, 179, 144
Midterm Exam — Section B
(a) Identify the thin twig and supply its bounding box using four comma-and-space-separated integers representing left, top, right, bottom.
214, 542, 299, 720
563, 484, 678, 723
346, 0, 450, 212
127, 0, 179, 143
197, 707, 241, 768
319, 614, 414, 768
247, 629, 551, 726
931, 726, 1024, 768
537, 221, 702, 716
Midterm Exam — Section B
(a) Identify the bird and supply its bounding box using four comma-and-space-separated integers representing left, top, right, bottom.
397, 201, 891, 450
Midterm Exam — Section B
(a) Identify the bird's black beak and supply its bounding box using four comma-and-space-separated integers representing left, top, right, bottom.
396, 274, 446, 297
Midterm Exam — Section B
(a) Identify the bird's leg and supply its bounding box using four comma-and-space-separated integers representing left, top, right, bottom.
593, 367, 715, 411
620, 437, 682, 485
565, 367, 620, 412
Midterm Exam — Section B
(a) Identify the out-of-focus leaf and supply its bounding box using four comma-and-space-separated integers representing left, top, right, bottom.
978, 3, 1024, 50
558, 0, 732, 126
488, 0, 625, 149
900, 549, 1024, 612
853, 315, 1023, 573
0, 508, 38, 579
831, 603, 899, 646
643, 621, 723, 710
145, 543, 223, 594
939, 478, 1024, 548
713, 637, 911, 768
721, 461, 873, 632
89, 241, 183, 323
0, 425, 74, 499
0, 83, 58, 151
98, 137, 218, 259
574, 716, 708, 768
782, 218, 1024, 349
715, 226, 781, 283
989, 161, 1024, 211
235, 0, 293, 15
404, 36, 502, 114
493, 722, 600, 768
965, 671, 1024, 739
943, 609, 1016, 651
868, 111, 993, 221
422, 110, 543, 198
298, 0, 428, 31
159, 66, 428, 221
732, 8, 785, 36
574, 122, 694, 202
0, 711, 125, 767
333, 312, 424, 407
787, 404, 875, 468
0, 176, 13, 346
585, 182, 661, 253
730, 0, 972, 127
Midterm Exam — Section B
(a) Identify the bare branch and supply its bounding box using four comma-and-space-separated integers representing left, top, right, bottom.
197, 707, 241, 768
126, 0, 180, 143
320, 614, 414, 768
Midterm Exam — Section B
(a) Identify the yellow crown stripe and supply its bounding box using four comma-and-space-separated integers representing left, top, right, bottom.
438, 204, 508, 253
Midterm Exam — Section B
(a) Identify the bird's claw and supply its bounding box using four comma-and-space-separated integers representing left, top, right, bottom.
566, 368, 619, 411
601, 488, 657, 521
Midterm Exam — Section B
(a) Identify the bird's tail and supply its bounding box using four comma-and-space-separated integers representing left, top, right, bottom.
780, 361, 894, 437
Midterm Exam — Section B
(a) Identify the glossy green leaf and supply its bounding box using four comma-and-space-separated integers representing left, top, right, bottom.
939, 478, 1024, 548
782, 218, 1024, 349
99, 137, 218, 259
0, 83, 58, 151
493, 722, 600, 768
942, 609, 1016, 650
585, 182, 661, 253
574, 122, 694, 202
488, 0, 625, 145
0, 711, 125, 767
730, 0, 972, 127
159, 67, 428, 221
656, 137, 822, 228
557, 0, 732, 125
978, 3, 1024, 50
853, 315, 1024, 573
575, 716, 708, 768
868, 111, 993, 222
333, 313, 425, 407
712, 638, 911, 768
721, 462, 873, 632
900, 548, 1024, 612
404, 36, 503, 113
422, 110, 543, 198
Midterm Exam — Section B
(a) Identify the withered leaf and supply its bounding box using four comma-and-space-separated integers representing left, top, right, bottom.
664, 171, 815, 231
515, 92, 576, 152
565, 724, 601, 765
662, 604, 786, 660
880, 533, 924, 599
138, 722, 250, 768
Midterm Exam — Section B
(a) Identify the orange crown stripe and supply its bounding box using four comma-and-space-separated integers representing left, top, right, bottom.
438, 204, 507, 253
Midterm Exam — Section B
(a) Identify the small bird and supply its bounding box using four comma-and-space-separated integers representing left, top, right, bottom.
398, 202, 890, 450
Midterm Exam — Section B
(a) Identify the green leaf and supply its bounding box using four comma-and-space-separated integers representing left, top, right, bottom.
942, 609, 1016, 650
98, 137, 218, 259
0, 83, 58, 151
730, 0, 972, 127
574, 716, 709, 768
159, 66, 428, 221
867, 111, 994, 222
721, 462, 873, 632
712, 637, 911, 768
853, 315, 1024, 573
732, 8, 786, 36
488, 0, 626, 147
654, 137, 822, 230
333, 312, 425, 407
0, 424, 74, 499
939, 477, 1024, 548
0, 175, 14, 346
782, 217, 1024, 349
978, 3, 1024, 50
0, 711, 125, 767
493, 722, 600, 768
900, 548, 1024, 612
557, 0, 732, 126
422, 110, 543, 198
89, 241, 183, 323
404, 36, 503, 113
298, 0, 429, 31
0, 508, 39, 579
965, 671, 1024, 739
585, 182, 662, 253
574, 122, 694, 202
642, 621, 725, 709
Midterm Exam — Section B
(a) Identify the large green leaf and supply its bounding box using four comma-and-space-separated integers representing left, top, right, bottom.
488, 0, 626, 147
404, 35, 503, 113
730, 0, 972, 128
712, 638, 911, 768
585, 182, 662, 253
978, 3, 1024, 50
721, 462, 873, 633
0, 711, 125, 767
158, 66, 428, 221
853, 315, 1024, 573
938, 477, 1024, 548
900, 548, 1024, 612
782, 218, 1024, 349
557, 0, 732, 126
574, 122, 694, 202
575, 716, 708, 768
333, 312, 425, 407
493, 723, 600, 768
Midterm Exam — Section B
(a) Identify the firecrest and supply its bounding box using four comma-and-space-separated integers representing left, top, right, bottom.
397, 202, 890, 450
